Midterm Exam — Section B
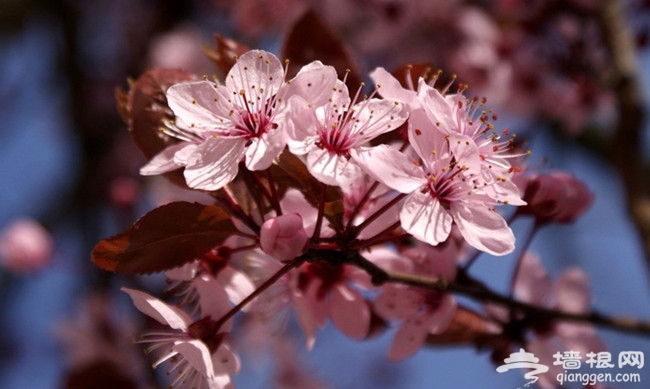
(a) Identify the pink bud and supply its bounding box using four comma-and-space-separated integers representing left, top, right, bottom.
0, 218, 54, 274
519, 172, 593, 224
260, 213, 308, 261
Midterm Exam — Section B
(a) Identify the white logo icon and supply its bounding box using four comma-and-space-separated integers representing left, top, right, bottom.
496, 348, 549, 387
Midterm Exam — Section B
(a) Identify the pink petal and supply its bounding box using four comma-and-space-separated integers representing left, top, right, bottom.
286, 61, 338, 107
121, 287, 191, 330
555, 267, 590, 314
172, 339, 217, 380
167, 81, 232, 128
226, 50, 283, 98
349, 99, 408, 145
446, 132, 481, 175
512, 252, 554, 308
212, 342, 241, 375
192, 275, 234, 330
406, 109, 449, 167
400, 191, 453, 246
217, 267, 256, 308
184, 137, 246, 190
139, 142, 188, 175
351, 145, 425, 192
449, 202, 514, 255
244, 129, 286, 171
387, 315, 431, 361
427, 294, 457, 334
165, 260, 200, 281
373, 285, 420, 320
369, 67, 417, 106
307, 147, 363, 186
330, 284, 370, 340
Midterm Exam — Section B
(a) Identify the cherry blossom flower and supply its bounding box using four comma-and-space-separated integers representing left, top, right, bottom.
371, 244, 457, 361
353, 109, 516, 255
288, 74, 408, 186
122, 287, 239, 389
140, 50, 336, 190
510, 252, 606, 389
371, 67, 525, 206
165, 244, 256, 316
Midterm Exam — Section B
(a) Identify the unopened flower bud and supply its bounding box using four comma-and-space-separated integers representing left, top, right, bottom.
518, 172, 593, 224
260, 213, 309, 261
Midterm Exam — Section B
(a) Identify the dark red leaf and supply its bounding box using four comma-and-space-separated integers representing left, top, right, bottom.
425, 306, 498, 347
92, 202, 239, 274
281, 10, 362, 91
126, 68, 196, 187
203, 34, 251, 81
128, 68, 196, 160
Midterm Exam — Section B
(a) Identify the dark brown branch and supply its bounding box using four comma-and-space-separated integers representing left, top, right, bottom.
378, 267, 650, 337
599, 0, 650, 271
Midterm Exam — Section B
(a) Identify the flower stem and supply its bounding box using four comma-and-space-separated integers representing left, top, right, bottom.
215, 257, 303, 330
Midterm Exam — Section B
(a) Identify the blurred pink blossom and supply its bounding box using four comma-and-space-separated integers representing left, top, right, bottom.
0, 218, 54, 274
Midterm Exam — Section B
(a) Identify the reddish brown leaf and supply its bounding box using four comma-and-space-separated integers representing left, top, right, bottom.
92, 202, 238, 274
126, 68, 196, 187
281, 10, 362, 91
425, 306, 498, 347
203, 34, 250, 81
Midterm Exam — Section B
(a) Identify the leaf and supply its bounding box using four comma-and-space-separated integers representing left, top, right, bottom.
128, 68, 196, 160
203, 34, 251, 81
92, 202, 239, 274
127, 68, 197, 187
281, 10, 362, 91
425, 306, 498, 347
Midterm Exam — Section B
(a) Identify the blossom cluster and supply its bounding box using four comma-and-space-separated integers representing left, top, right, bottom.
94, 48, 598, 389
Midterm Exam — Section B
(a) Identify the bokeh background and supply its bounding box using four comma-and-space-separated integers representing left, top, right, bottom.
1, 0, 650, 388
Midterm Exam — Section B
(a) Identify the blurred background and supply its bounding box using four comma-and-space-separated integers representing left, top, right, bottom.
1, 0, 650, 388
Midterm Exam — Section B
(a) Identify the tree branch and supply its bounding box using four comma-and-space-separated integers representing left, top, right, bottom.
599, 0, 650, 272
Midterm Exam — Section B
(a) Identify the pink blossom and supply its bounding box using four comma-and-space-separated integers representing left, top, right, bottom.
371, 67, 526, 206
260, 213, 309, 261
353, 110, 516, 255
140, 50, 335, 190
513, 252, 606, 389
0, 218, 54, 274
371, 244, 457, 361
122, 287, 239, 389
292, 261, 373, 348
165, 243, 256, 315
288, 73, 408, 186
517, 171, 594, 224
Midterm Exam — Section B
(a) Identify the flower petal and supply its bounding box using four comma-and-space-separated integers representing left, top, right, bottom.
307, 147, 363, 186
400, 191, 453, 246
184, 137, 246, 190
121, 287, 191, 330
351, 145, 425, 192
226, 50, 283, 98
555, 267, 590, 314
513, 252, 554, 307
387, 315, 430, 361
330, 284, 370, 340
140, 142, 188, 175
167, 81, 232, 129
449, 202, 514, 255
